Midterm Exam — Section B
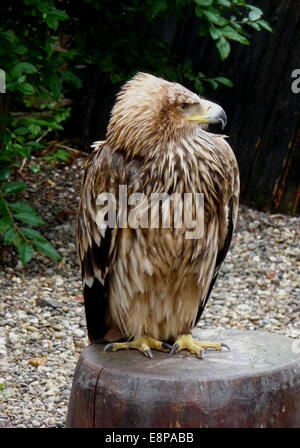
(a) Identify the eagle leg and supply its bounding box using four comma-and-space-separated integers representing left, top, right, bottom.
169, 334, 229, 359
103, 336, 172, 359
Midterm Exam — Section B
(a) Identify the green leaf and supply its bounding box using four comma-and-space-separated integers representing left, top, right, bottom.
216, 37, 231, 60
2, 30, 17, 43
49, 75, 62, 100
150, 0, 168, 16
3, 227, 18, 245
14, 146, 31, 158
2, 182, 26, 195
33, 240, 62, 261
0, 154, 12, 163
31, 165, 41, 173
217, 0, 231, 6
28, 124, 41, 137
12, 62, 38, 78
45, 10, 69, 30
247, 22, 261, 31
23, 117, 62, 130
220, 25, 250, 45
18, 83, 35, 95
247, 6, 263, 21
61, 71, 82, 88
9, 202, 38, 215
0, 215, 12, 233
53, 149, 69, 162
14, 127, 29, 136
209, 26, 220, 40
203, 9, 228, 26
18, 242, 34, 264
17, 75, 26, 84
194, 0, 213, 6
194, 79, 204, 94
21, 227, 46, 242
0, 167, 11, 181
258, 19, 273, 32
14, 212, 45, 227
206, 79, 219, 89
46, 15, 59, 30
195, 6, 204, 18
26, 141, 44, 151
214, 76, 234, 87
15, 45, 28, 55
36, 1, 52, 13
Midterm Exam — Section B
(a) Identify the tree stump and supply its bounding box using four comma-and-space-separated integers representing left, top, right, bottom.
66, 329, 300, 428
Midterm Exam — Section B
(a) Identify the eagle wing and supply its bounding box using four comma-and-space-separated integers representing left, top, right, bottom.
195, 135, 239, 325
76, 143, 124, 342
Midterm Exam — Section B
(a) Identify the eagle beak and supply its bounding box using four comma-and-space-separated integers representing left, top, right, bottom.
184, 99, 227, 129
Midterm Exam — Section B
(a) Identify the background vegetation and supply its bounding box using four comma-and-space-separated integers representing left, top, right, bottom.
0, 0, 270, 265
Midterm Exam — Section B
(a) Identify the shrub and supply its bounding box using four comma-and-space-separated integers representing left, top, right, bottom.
0, 0, 271, 265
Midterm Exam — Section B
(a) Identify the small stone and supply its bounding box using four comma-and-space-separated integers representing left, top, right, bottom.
74, 328, 85, 337
28, 357, 48, 367
52, 324, 63, 331
54, 332, 64, 339
55, 277, 64, 286
0, 418, 9, 428
31, 420, 40, 428
44, 389, 56, 397
30, 332, 42, 341
35, 298, 60, 309
12, 277, 21, 284
8, 333, 18, 344
221, 263, 234, 273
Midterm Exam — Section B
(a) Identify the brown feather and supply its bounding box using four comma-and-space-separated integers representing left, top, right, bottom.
77, 72, 239, 342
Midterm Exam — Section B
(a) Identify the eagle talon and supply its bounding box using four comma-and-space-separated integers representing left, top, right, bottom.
162, 342, 173, 351
198, 350, 204, 360
169, 334, 227, 359
169, 344, 179, 356
221, 343, 230, 352
103, 343, 115, 352
144, 349, 154, 359
102, 336, 170, 357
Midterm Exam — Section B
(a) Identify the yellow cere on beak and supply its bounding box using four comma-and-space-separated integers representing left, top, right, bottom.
184, 99, 227, 129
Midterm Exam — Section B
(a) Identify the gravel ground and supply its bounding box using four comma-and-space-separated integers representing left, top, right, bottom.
0, 153, 299, 428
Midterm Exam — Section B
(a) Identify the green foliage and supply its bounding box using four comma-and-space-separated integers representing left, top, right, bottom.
0, 183, 62, 265
174, 60, 233, 94
0, 0, 271, 265
1, 1, 80, 103
43, 149, 70, 164
0, 0, 272, 105
0, 108, 69, 265
0, 108, 70, 171
193, 0, 272, 60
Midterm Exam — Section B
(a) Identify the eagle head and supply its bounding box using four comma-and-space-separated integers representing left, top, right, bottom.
106, 72, 227, 156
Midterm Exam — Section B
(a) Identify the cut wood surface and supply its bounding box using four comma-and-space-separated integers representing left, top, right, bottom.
66, 329, 300, 428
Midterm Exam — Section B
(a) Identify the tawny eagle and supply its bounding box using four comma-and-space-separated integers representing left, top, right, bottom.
77, 72, 239, 358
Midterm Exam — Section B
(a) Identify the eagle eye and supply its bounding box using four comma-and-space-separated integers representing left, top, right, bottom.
180, 103, 189, 110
